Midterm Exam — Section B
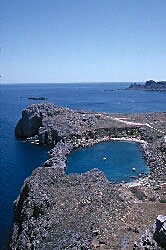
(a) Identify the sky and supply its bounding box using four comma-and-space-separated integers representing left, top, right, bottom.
1, 0, 166, 83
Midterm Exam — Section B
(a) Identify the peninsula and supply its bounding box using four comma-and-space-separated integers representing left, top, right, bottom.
11, 103, 166, 249
129, 80, 166, 91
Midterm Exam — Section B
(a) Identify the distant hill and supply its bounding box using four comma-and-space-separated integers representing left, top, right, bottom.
129, 80, 166, 91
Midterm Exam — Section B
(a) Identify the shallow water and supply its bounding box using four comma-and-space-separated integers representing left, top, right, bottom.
66, 141, 149, 183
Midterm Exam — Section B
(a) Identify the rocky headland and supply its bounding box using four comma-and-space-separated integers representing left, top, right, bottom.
128, 80, 166, 91
11, 103, 166, 249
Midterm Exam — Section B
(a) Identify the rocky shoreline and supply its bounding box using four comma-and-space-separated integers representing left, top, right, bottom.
11, 103, 166, 249
128, 80, 166, 92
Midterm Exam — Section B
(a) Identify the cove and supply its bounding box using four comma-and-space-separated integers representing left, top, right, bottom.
66, 141, 149, 183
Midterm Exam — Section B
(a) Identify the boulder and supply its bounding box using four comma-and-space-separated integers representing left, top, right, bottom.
134, 215, 166, 249
153, 215, 166, 248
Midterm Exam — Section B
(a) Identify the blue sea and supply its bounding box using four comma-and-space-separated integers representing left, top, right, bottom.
66, 141, 149, 183
1, 82, 166, 249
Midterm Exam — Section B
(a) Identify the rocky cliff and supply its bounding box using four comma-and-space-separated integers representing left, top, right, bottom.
10, 167, 127, 249
15, 102, 133, 144
11, 103, 166, 249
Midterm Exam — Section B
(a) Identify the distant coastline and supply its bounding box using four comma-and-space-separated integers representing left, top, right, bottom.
128, 80, 166, 91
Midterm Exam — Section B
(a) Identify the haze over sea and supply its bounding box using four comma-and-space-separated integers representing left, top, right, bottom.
1, 82, 166, 249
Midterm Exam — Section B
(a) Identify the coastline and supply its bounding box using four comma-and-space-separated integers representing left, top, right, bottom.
110, 136, 147, 144
11, 103, 166, 249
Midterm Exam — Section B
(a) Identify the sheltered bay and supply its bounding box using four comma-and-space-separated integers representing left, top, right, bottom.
11, 103, 166, 249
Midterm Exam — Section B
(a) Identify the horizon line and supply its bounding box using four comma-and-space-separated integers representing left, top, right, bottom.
0, 81, 145, 84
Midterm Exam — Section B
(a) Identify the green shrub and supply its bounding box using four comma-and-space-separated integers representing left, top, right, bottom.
159, 199, 166, 203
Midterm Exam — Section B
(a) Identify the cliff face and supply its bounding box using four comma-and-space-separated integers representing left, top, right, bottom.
15, 105, 42, 137
15, 102, 136, 145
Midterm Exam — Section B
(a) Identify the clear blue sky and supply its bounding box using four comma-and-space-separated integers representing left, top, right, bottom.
1, 0, 166, 83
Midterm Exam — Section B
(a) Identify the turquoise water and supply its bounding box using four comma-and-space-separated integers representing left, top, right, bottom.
66, 141, 149, 183
0, 82, 166, 249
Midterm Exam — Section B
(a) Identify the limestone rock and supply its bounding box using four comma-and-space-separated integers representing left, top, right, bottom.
134, 215, 166, 249
14, 102, 138, 145
15, 105, 42, 137
10, 168, 125, 249
153, 215, 166, 248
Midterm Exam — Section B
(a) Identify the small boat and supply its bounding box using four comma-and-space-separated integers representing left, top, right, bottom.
132, 168, 136, 171
103, 157, 107, 160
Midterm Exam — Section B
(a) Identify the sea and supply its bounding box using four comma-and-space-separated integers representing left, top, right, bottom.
66, 141, 149, 184
1, 82, 166, 249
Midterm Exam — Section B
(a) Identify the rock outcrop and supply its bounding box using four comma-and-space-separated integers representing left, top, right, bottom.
15, 103, 140, 143
15, 105, 42, 137
134, 215, 166, 249
14, 102, 141, 169
128, 80, 166, 91
154, 215, 166, 248
10, 167, 126, 249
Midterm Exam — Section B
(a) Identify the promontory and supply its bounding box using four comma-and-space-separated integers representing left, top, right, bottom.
11, 102, 166, 249
128, 80, 166, 91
